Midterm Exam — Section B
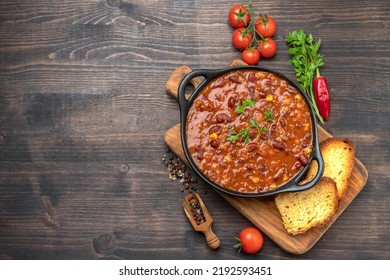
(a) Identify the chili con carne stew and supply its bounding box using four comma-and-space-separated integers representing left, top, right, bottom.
185, 69, 313, 193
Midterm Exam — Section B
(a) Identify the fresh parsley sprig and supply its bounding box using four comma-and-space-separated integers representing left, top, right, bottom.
227, 128, 251, 143
264, 108, 275, 122
227, 109, 275, 143
249, 119, 268, 135
236, 99, 257, 114
285, 30, 325, 124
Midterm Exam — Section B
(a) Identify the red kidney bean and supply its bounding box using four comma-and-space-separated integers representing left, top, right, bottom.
259, 91, 267, 99
260, 132, 268, 140
248, 86, 255, 98
210, 77, 226, 89
208, 125, 221, 134
196, 146, 204, 160
248, 128, 258, 139
205, 113, 213, 123
215, 113, 231, 123
228, 74, 240, 84
271, 140, 286, 151
248, 72, 256, 82
245, 164, 255, 170
279, 118, 287, 127
269, 123, 276, 136
227, 96, 236, 108
239, 114, 248, 122
297, 154, 309, 166
246, 142, 259, 152
209, 139, 219, 149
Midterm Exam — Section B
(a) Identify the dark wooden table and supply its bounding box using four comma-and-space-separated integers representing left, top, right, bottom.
1, 0, 389, 260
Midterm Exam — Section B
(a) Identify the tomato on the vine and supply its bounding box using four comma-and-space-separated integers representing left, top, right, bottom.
258, 38, 277, 58
241, 48, 260, 65
255, 15, 276, 38
228, 5, 250, 28
234, 227, 264, 254
232, 28, 253, 50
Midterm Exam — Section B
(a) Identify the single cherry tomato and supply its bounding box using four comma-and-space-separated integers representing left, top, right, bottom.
228, 5, 250, 28
232, 28, 253, 50
234, 227, 264, 254
241, 48, 260, 65
255, 15, 276, 38
258, 38, 277, 58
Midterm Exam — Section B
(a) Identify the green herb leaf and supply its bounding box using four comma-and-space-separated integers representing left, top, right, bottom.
226, 128, 250, 143
236, 99, 257, 114
286, 29, 325, 124
239, 128, 250, 143
264, 109, 275, 121
227, 130, 239, 142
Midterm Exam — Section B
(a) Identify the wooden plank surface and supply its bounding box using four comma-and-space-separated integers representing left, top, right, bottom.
0, 0, 389, 260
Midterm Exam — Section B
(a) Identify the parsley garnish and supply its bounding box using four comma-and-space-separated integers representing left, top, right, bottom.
236, 99, 257, 114
264, 109, 275, 122
227, 128, 250, 143
285, 30, 325, 123
227, 110, 275, 143
249, 119, 268, 135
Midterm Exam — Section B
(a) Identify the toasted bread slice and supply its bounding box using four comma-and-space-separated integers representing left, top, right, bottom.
305, 138, 355, 200
275, 177, 339, 235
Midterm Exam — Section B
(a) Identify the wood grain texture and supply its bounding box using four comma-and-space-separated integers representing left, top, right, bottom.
0, 0, 389, 259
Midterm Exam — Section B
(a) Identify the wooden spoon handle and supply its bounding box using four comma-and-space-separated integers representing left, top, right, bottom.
203, 226, 221, 250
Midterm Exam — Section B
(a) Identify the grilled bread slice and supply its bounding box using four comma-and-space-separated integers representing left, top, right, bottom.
275, 177, 339, 235
305, 138, 355, 200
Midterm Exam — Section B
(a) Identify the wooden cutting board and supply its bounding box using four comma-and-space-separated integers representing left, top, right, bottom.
164, 60, 369, 254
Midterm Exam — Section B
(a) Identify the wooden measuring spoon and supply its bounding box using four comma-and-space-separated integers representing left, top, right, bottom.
182, 192, 220, 249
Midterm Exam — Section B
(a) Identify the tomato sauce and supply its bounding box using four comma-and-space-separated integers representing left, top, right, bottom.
186, 70, 313, 193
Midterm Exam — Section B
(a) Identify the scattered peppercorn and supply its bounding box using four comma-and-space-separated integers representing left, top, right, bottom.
161, 149, 207, 194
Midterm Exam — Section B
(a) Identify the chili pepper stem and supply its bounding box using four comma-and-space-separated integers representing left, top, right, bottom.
316, 67, 321, 78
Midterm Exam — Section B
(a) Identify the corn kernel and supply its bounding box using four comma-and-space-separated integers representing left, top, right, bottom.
251, 176, 260, 184
225, 155, 231, 163
270, 183, 277, 189
295, 94, 302, 100
209, 133, 218, 139
306, 147, 312, 155
304, 123, 310, 130
266, 94, 273, 102
283, 174, 289, 181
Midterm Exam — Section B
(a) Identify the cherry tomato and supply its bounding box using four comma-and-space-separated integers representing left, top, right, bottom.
228, 5, 250, 28
232, 28, 253, 50
241, 48, 260, 65
255, 15, 276, 38
258, 38, 277, 58
235, 227, 264, 254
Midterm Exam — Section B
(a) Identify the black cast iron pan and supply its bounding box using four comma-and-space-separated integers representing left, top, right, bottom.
178, 65, 324, 198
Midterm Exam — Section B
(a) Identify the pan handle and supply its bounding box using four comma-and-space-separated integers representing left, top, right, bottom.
177, 69, 211, 117
285, 136, 324, 193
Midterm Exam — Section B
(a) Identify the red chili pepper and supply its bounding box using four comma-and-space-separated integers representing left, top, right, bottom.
313, 68, 330, 121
